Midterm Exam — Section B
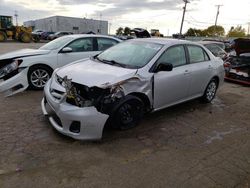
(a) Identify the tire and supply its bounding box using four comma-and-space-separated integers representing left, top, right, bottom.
28, 65, 53, 90
0, 31, 7, 42
20, 32, 31, 43
201, 79, 218, 103
32, 34, 40, 43
110, 96, 144, 130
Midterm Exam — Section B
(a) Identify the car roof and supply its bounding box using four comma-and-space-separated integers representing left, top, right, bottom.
66, 34, 122, 41
198, 41, 224, 45
131, 38, 200, 46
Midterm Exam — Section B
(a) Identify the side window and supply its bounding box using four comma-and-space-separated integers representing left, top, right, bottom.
187, 45, 209, 63
97, 38, 119, 51
157, 45, 187, 67
66, 38, 93, 52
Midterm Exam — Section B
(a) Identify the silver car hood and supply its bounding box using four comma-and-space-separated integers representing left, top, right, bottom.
0, 48, 51, 60
56, 59, 137, 87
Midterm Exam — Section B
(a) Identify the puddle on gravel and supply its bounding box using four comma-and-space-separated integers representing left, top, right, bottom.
205, 127, 246, 144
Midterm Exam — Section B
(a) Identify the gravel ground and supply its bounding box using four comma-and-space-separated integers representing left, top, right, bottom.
0, 42, 249, 188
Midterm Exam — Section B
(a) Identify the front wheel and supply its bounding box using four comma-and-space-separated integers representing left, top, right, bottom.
111, 96, 144, 130
28, 66, 53, 90
202, 79, 218, 103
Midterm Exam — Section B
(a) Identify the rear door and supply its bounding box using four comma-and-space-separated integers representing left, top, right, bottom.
57, 37, 99, 67
186, 45, 214, 97
96, 37, 120, 52
153, 45, 191, 109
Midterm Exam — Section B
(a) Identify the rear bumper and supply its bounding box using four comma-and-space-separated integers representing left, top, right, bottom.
42, 80, 109, 140
0, 68, 29, 96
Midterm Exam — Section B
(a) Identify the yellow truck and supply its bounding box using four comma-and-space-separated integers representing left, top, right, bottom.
0, 15, 35, 43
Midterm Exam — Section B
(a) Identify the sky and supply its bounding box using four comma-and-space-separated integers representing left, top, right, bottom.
0, 0, 249, 35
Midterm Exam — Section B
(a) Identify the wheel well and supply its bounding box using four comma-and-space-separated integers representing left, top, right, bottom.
29, 64, 54, 74
212, 76, 219, 85
128, 92, 151, 111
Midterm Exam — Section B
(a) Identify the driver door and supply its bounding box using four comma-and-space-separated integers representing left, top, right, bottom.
153, 45, 191, 110
57, 37, 98, 67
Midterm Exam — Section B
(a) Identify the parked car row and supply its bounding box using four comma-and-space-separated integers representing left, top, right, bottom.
31, 30, 74, 40
0, 35, 225, 140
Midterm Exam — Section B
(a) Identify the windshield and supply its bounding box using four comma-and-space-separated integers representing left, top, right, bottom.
39, 36, 73, 50
96, 41, 163, 69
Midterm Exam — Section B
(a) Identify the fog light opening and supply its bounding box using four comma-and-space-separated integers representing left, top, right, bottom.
70, 121, 81, 133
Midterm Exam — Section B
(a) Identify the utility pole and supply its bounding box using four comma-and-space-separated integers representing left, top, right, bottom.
109, 23, 112, 35
14, 10, 18, 26
99, 13, 102, 34
214, 5, 223, 36
248, 22, 250, 36
179, 0, 189, 36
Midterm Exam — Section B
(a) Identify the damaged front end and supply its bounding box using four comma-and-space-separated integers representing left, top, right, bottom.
42, 73, 152, 140
0, 58, 28, 96
57, 75, 126, 115
0, 59, 23, 80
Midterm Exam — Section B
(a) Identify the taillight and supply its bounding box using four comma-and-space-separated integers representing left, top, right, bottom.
223, 62, 231, 68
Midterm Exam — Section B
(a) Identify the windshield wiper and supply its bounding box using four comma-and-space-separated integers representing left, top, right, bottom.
92, 56, 137, 69
99, 59, 127, 68
92, 54, 103, 62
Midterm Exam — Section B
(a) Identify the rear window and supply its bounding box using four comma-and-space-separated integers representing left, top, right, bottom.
187, 45, 210, 63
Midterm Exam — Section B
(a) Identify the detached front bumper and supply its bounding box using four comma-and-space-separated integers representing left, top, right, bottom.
41, 80, 109, 140
0, 68, 29, 97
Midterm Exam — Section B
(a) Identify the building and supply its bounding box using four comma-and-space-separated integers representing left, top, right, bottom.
24, 16, 108, 35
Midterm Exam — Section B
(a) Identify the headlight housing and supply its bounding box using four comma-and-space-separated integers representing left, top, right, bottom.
0, 59, 23, 79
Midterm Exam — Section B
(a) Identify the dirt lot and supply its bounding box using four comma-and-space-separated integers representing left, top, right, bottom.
0, 42, 250, 188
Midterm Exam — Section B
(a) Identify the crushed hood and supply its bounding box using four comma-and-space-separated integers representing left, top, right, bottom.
56, 59, 137, 87
0, 48, 51, 60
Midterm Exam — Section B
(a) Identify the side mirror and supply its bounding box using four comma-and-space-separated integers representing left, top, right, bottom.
61, 47, 73, 53
155, 63, 173, 73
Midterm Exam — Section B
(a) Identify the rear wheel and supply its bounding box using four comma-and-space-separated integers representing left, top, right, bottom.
111, 96, 144, 130
28, 65, 53, 90
202, 79, 218, 103
0, 31, 7, 42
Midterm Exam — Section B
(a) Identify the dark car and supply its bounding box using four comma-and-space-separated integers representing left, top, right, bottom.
224, 38, 250, 85
41, 32, 55, 40
48, 31, 73, 40
232, 38, 250, 56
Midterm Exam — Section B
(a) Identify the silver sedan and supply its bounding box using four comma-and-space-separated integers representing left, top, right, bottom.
42, 38, 225, 140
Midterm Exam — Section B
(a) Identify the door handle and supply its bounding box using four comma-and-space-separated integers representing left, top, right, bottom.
208, 65, 213, 69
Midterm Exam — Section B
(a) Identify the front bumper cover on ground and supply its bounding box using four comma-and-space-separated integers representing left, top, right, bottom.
41, 81, 109, 140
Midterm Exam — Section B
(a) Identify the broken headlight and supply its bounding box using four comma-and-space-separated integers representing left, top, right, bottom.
0, 59, 23, 79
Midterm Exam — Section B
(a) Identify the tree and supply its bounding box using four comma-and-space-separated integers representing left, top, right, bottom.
227, 26, 246, 37
124, 27, 131, 35
185, 28, 204, 37
203, 25, 225, 37
185, 25, 225, 37
116, 27, 124, 35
